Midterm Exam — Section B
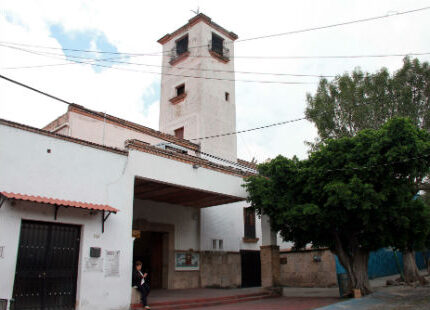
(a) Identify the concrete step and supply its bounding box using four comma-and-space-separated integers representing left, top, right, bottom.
132, 291, 276, 310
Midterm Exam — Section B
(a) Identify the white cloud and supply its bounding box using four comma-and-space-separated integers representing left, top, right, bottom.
1, 0, 430, 163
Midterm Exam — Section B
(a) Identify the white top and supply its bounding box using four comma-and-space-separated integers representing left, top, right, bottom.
139, 270, 145, 285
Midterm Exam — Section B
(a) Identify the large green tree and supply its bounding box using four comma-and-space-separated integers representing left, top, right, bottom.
306, 57, 430, 141
305, 57, 430, 281
245, 118, 430, 294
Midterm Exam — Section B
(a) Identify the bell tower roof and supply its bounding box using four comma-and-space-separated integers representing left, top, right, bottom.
157, 13, 238, 45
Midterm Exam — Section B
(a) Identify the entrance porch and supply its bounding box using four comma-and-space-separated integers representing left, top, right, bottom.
132, 176, 246, 290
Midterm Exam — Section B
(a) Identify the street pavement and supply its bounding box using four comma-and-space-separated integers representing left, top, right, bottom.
184, 285, 430, 310
315, 287, 430, 310
188, 297, 340, 310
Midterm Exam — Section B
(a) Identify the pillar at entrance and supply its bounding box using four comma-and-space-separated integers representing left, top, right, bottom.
260, 214, 280, 287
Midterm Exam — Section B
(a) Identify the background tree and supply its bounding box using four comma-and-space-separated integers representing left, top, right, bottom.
305, 57, 430, 141
245, 118, 430, 294
305, 57, 430, 281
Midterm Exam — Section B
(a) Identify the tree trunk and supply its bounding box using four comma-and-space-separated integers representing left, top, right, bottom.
348, 250, 372, 295
333, 234, 372, 295
402, 250, 426, 284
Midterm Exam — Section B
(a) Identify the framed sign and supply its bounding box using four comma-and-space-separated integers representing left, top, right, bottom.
175, 252, 200, 271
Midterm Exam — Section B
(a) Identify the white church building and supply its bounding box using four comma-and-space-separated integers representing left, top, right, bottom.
0, 14, 335, 310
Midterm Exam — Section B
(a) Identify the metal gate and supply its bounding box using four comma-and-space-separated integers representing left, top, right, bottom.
240, 250, 261, 287
12, 221, 81, 310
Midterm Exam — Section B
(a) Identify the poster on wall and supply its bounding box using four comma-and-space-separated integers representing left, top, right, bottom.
104, 250, 120, 277
175, 252, 200, 271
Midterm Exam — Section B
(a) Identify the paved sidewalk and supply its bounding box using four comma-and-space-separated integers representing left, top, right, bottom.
149, 287, 264, 303
314, 287, 430, 310
189, 297, 340, 310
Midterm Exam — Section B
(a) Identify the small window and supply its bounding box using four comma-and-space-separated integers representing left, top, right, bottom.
225, 92, 230, 101
176, 35, 188, 56
244, 208, 256, 239
211, 33, 224, 56
176, 84, 185, 97
212, 239, 223, 250
174, 127, 184, 139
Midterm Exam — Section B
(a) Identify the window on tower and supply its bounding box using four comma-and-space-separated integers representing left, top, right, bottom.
176, 84, 185, 96
169, 84, 187, 104
170, 34, 190, 65
209, 33, 230, 62
211, 33, 224, 56
176, 35, 188, 56
225, 92, 230, 101
174, 127, 184, 139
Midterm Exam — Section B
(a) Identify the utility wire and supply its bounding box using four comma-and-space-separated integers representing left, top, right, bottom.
189, 117, 307, 141
0, 73, 73, 105
0, 44, 314, 85
0, 72, 307, 141
2, 73, 428, 173
2, 40, 430, 60
2, 5, 430, 56
0, 45, 336, 78
236, 6, 430, 43
0, 72, 262, 173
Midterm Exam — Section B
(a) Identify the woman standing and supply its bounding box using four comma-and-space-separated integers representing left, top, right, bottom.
132, 260, 151, 309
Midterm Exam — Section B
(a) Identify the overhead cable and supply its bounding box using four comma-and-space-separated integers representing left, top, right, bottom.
1, 5, 430, 56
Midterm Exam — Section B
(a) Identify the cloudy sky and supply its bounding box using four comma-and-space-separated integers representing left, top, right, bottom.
1, 0, 430, 162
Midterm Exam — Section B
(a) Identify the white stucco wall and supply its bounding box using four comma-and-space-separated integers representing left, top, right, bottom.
0, 123, 134, 310
200, 201, 262, 252
159, 21, 237, 162
67, 111, 199, 154
201, 202, 295, 252
126, 149, 247, 199
0, 121, 251, 308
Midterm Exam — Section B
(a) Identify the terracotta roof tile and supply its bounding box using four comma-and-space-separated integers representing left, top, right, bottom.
157, 13, 238, 44
1, 191, 118, 213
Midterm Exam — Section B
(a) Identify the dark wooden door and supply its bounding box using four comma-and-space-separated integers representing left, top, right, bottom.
150, 233, 163, 289
133, 232, 164, 289
12, 221, 81, 310
241, 250, 261, 287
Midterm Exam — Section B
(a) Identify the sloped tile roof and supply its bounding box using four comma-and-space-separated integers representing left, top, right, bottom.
1, 191, 118, 213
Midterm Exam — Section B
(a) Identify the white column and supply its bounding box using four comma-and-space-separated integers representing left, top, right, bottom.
260, 213, 280, 287
261, 214, 277, 246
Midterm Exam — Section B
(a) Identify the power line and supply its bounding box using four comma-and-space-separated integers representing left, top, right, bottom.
2, 40, 430, 61
2, 73, 427, 173
3, 43, 430, 84
189, 117, 308, 141
0, 72, 285, 172
0, 44, 314, 85
0, 73, 73, 105
0, 45, 336, 78
236, 6, 430, 43
2, 5, 429, 56
0, 72, 309, 147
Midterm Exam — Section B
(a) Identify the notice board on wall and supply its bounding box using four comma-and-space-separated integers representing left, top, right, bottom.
104, 250, 120, 277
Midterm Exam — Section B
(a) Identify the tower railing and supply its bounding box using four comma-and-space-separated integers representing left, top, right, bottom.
170, 47, 189, 64
208, 41, 230, 61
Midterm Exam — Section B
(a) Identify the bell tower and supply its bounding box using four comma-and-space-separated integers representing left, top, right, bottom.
157, 14, 238, 162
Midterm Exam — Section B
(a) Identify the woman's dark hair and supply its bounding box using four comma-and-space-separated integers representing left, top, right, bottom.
135, 260, 143, 266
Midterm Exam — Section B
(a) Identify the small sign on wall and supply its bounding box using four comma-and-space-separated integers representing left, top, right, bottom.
175, 252, 200, 271
104, 250, 120, 277
84, 257, 103, 272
